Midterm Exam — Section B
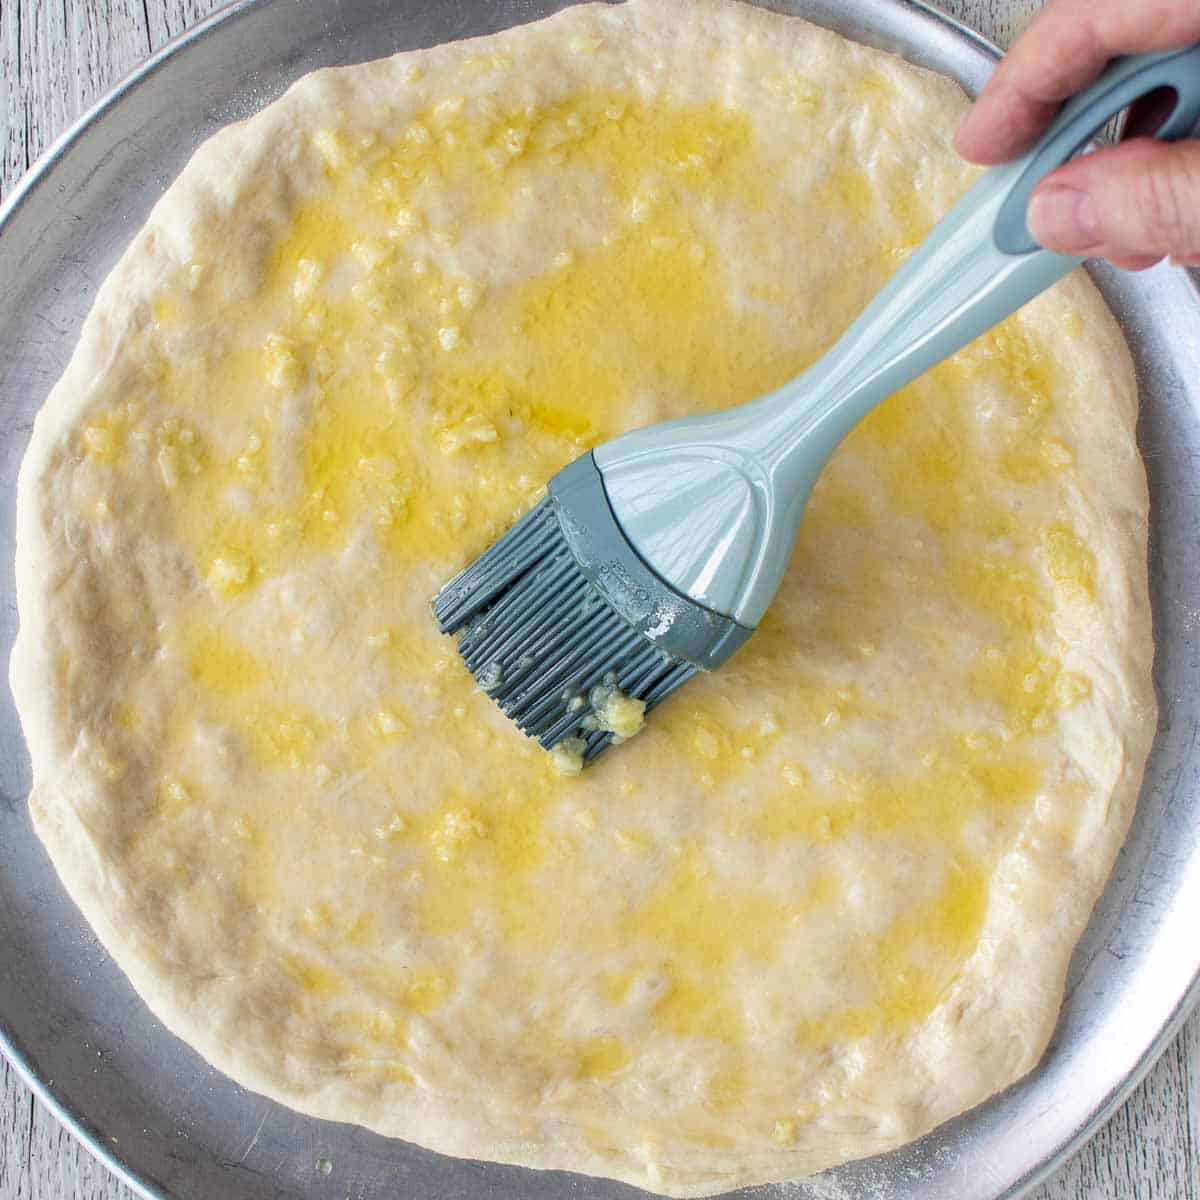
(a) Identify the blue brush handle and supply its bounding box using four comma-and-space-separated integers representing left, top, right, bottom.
994, 50, 1200, 254
596, 44, 1200, 628
753, 43, 1200, 474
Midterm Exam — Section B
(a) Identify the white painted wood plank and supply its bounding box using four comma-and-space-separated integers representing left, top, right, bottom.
1, 2, 1195, 1200
144, 0, 226, 49
0, 0, 154, 201
0, 0, 27, 192
27, 1099, 137, 1200
64, 0, 154, 114
1, 1056, 34, 1200
1189, 1011, 1200, 1199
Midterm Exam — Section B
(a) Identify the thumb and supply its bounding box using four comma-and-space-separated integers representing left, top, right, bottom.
1026, 138, 1200, 270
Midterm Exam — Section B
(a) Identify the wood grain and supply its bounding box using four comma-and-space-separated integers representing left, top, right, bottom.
1, 1, 1197, 1197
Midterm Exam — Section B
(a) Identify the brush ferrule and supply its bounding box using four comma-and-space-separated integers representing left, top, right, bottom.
550, 453, 751, 670
431, 452, 751, 763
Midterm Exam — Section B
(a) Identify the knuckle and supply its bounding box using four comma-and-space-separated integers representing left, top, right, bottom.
1134, 149, 1200, 257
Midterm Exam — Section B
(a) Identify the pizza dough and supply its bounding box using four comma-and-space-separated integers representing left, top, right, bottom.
10, 0, 1156, 1194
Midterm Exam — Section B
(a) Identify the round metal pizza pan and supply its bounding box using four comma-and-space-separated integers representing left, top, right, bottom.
1, 1, 1198, 1197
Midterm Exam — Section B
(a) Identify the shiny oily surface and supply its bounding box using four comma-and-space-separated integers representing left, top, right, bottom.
0, 4, 1198, 1200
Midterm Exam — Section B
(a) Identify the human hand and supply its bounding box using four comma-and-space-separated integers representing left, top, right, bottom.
955, 0, 1200, 270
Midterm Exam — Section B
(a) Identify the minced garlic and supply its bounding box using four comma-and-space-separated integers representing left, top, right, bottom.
590, 682, 646, 741
550, 736, 587, 776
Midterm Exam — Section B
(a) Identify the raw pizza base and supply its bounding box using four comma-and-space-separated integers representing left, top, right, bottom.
11, 0, 1155, 1195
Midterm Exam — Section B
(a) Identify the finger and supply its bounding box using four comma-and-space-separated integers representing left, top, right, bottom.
954, 0, 1200, 164
1026, 138, 1200, 268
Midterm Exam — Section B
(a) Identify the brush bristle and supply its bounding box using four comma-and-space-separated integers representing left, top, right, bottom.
433, 497, 697, 761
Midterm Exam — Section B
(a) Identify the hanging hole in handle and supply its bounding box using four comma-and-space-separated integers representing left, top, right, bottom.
994, 84, 1184, 255
1123, 86, 1181, 139
1058, 88, 1179, 159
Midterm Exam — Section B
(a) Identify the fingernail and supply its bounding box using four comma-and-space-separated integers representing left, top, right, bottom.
1028, 186, 1102, 254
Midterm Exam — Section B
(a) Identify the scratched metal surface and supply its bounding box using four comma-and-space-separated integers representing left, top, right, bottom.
1, 2, 1199, 1199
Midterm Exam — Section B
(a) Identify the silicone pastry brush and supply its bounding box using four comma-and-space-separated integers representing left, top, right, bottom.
433, 47, 1200, 766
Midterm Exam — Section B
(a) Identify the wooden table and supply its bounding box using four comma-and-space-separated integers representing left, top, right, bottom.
2, 0, 1198, 1196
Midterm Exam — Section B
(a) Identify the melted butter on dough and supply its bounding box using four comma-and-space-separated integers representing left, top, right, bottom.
14, 1, 1154, 1195
55, 79, 1092, 1142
